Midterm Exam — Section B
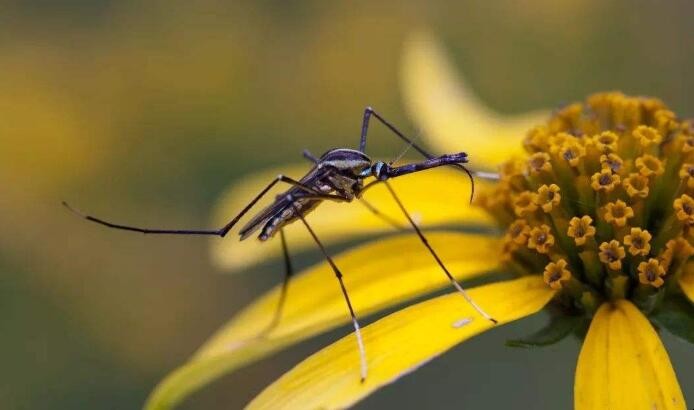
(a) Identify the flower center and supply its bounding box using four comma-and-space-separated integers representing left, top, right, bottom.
477, 92, 694, 317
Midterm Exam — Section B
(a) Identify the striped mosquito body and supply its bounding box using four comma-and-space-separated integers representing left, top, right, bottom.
63, 107, 494, 383
239, 149, 370, 241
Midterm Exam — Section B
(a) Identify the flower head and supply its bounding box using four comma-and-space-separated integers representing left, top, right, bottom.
468, 92, 691, 410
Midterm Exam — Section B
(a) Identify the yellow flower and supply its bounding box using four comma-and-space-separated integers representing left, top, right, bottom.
145, 32, 691, 410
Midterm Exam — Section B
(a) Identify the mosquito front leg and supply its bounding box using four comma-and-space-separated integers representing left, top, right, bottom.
302, 149, 319, 164
358, 107, 488, 199
382, 181, 497, 324
359, 107, 434, 159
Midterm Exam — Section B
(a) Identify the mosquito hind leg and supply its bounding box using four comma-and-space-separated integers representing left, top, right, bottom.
63, 174, 324, 237
292, 203, 368, 382
254, 228, 294, 339
382, 181, 497, 324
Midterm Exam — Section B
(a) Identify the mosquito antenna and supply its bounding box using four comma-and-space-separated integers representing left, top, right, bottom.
388, 133, 419, 165
389, 137, 417, 165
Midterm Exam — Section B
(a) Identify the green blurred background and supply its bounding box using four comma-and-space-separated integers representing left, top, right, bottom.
1, 1, 692, 409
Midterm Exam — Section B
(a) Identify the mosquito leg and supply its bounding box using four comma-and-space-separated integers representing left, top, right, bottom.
358, 107, 475, 202
359, 107, 433, 158
63, 175, 323, 237
255, 228, 294, 339
302, 149, 319, 164
292, 203, 368, 382
383, 181, 497, 324
358, 198, 407, 231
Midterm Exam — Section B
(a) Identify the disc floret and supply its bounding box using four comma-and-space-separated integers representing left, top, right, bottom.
478, 92, 694, 318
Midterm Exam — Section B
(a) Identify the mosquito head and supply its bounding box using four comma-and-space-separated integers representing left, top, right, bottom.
319, 148, 373, 176
370, 161, 391, 181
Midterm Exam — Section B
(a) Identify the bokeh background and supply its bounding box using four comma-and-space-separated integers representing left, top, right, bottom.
1, 1, 693, 409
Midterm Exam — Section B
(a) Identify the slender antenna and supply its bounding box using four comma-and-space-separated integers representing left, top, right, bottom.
383, 181, 497, 324
389, 140, 415, 165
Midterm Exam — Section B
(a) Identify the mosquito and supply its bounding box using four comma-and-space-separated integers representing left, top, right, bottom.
63, 107, 497, 382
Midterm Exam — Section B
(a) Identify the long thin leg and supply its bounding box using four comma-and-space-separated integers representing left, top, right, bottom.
63, 175, 331, 237
302, 149, 319, 164
359, 107, 476, 202
383, 181, 497, 324
293, 203, 368, 382
255, 228, 294, 338
360, 107, 433, 158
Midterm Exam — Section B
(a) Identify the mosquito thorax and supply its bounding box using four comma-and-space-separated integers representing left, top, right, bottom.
318, 148, 372, 175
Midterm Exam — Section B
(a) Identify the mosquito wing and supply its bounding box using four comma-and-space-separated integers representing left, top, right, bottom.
237, 194, 293, 240
237, 165, 331, 241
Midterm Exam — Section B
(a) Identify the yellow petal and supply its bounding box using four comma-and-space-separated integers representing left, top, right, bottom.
146, 232, 501, 410
679, 261, 694, 303
247, 276, 554, 410
401, 30, 549, 168
575, 300, 686, 410
211, 164, 494, 271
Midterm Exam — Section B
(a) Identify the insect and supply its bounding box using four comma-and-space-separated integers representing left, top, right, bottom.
63, 107, 496, 382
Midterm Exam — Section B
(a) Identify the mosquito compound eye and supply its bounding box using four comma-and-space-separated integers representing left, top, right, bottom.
372, 162, 389, 180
